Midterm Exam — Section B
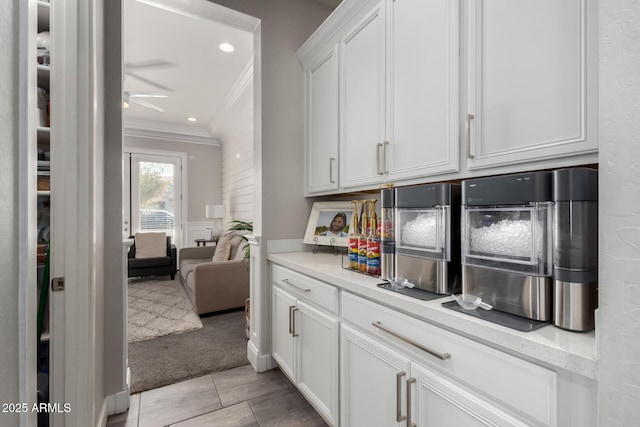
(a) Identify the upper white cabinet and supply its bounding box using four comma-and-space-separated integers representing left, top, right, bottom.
466, 0, 598, 169
386, 0, 459, 181
306, 47, 340, 193
340, 2, 386, 189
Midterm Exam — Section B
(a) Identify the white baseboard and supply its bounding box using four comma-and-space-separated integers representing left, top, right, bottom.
105, 367, 130, 416
247, 341, 275, 372
98, 399, 108, 427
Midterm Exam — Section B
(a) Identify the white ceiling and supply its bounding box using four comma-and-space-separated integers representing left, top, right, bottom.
123, 0, 341, 140
123, 0, 254, 137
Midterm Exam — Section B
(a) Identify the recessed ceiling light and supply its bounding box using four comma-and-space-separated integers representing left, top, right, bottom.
187, 117, 197, 122
219, 43, 235, 53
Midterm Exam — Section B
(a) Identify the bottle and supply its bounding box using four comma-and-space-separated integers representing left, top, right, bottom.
348, 201, 360, 270
367, 199, 381, 276
358, 201, 368, 273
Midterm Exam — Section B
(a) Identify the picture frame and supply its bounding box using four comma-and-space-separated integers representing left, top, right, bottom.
303, 202, 354, 247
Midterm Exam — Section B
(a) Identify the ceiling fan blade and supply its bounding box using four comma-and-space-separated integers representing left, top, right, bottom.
131, 98, 165, 113
124, 60, 176, 71
126, 91, 168, 98
124, 71, 172, 91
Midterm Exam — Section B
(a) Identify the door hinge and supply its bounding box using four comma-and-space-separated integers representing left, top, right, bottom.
51, 277, 65, 292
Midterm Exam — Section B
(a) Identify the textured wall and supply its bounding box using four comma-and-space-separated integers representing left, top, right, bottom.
598, 0, 640, 424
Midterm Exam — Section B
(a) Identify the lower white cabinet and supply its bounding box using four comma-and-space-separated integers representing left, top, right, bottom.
271, 284, 339, 426
341, 324, 411, 427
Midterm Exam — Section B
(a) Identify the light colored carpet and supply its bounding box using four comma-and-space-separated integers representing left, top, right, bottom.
128, 277, 203, 343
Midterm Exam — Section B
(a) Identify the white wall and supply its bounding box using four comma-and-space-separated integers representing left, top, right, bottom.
598, 0, 640, 424
210, 61, 255, 225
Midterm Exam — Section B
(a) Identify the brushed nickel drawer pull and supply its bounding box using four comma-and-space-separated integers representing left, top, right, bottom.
329, 157, 336, 184
383, 140, 389, 174
407, 377, 416, 427
291, 307, 299, 337
372, 321, 451, 361
376, 143, 384, 175
466, 113, 475, 159
289, 305, 295, 335
396, 371, 407, 422
282, 278, 311, 293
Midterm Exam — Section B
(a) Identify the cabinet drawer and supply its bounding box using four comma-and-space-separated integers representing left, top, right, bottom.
342, 292, 558, 426
272, 264, 339, 315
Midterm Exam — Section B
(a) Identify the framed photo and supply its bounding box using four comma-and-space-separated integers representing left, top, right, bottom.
303, 202, 354, 247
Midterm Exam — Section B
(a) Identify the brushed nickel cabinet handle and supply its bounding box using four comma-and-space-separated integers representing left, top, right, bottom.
329, 157, 336, 184
376, 143, 384, 175
466, 113, 475, 159
396, 371, 407, 422
291, 307, 299, 337
407, 377, 416, 427
372, 321, 451, 361
289, 305, 295, 335
282, 278, 311, 293
383, 140, 389, 174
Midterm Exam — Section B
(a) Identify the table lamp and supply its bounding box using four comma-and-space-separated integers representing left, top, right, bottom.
205, 204, 225, 240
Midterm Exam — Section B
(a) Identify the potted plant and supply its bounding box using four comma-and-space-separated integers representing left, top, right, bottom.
228, 220, 253, 259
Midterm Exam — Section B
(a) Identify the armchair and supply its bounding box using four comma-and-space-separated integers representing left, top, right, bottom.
128, 234, 177, 280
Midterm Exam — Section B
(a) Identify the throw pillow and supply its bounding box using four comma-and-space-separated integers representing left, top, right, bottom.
212, 235, 232, 262
134, 232, 167, 259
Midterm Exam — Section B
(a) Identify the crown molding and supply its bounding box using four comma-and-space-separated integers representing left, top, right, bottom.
123, 118, 220, 146
207, 57, 254, 138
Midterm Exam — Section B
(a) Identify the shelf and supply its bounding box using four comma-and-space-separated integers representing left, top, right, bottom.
37, 191, 51, 197
37, 65, 50, 91
37, 1, 50, 32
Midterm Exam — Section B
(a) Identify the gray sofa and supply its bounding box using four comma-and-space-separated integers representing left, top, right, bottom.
178, 234, 249, 316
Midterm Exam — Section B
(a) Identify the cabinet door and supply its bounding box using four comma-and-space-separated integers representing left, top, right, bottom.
340, 2, 386, 189
297, 300, 340, 426
467, 0, 597, 170
341, 324, 411, 427
410, 362, 528, 427
386, 0, 459, 181
306, 47, 339, 194
271, 286, 297, 380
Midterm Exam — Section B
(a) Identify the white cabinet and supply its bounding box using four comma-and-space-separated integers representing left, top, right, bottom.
386, 0, 459, 181
305, 47, 340, 194
339, 2, 386, 189
466, 0, 598, 169
341, 324, 411, 427
271, 266, 340, 426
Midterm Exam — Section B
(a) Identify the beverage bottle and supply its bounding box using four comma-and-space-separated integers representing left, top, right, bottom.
367, 199, 381, 276
358, 202, 368, 273
348, 201, 360, 270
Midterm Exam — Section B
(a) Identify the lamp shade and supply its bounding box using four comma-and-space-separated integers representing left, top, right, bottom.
205, 204, 225, 219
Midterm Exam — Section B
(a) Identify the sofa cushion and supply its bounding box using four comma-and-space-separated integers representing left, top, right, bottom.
228, 235, 245, 260
212, 235, 232, 262
179, 259, 206, 282
134, 232, 167, 258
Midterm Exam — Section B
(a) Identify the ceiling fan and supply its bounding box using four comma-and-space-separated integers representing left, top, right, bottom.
123, 91, 168, 113
123, 60, 175, 112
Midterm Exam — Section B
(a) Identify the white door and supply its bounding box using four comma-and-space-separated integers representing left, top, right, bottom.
271, 286, 297, 380
409, 362, 528, 427
306, 47, 339, 194
340, 2, 386, 189
467, 0, 598, 169
296, 300, 339, 426
340, 324, 411, 427
386, 0, 459, 180
126, 152, 183, 247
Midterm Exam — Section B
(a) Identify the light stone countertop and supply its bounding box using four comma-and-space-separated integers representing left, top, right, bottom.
267, 251, 597, 380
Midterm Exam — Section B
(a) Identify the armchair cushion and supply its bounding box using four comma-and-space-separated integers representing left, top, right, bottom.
134, 232, 167, 258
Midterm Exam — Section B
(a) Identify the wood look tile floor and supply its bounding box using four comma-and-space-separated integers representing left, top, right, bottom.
106, 365, 328, 427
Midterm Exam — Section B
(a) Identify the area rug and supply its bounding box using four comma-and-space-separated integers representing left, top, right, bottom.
128, 309, 249, 394
128, 277, 203, 343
